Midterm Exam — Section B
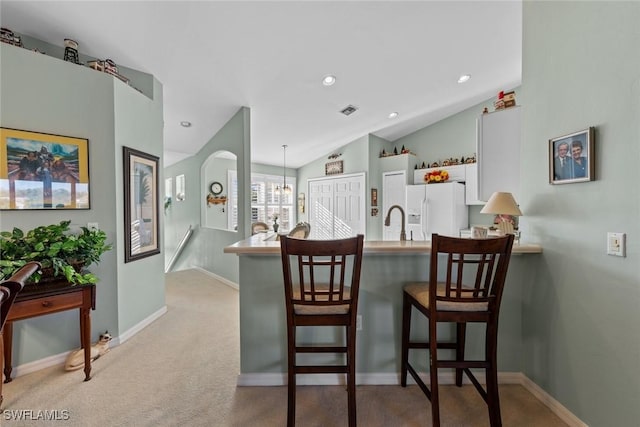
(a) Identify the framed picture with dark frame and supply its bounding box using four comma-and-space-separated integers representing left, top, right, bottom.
123, 146, 160, 263
0, 127, 90, 210
325, 160, 343, 175
549, 127, 595, 185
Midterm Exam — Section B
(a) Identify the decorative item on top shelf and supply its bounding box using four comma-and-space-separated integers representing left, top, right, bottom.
464, 154, 476, 164
425, 169, 449, 184
0, 27, 22, 47
63, 38, 81, 64
503, 91, 516, 108
494, 90, 517, 111
380, 147, 414, 158
86, 58, 130, 84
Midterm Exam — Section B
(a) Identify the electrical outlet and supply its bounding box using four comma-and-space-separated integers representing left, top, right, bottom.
87, 222, 99, 231
356, 315, 362, 331
607, 232, 626, 257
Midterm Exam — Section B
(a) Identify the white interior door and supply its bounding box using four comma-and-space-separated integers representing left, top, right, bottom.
308, 179, 333, 239
308, 173, 365, 239
332, 175, 365, 238
382, 171, 406, 241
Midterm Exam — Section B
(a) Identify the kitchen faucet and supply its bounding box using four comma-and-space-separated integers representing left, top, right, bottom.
384, 205, 406, 241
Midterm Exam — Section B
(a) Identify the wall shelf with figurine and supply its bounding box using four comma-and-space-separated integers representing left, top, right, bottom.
1, 27, 148, 98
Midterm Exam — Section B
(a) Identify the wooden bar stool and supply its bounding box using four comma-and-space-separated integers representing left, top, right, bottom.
280, 234, 364, 427
400, 234, 514, 427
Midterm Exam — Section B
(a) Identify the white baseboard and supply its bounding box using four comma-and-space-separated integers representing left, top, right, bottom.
192, 267, 239, 290
237, 371, 587, 427
113, 305, 167, 346
9, 306, 168, 380
9, 351, 70, 380
520, 375, 589, 427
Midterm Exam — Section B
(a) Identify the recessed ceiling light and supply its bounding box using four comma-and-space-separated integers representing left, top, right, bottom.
322, 75, 336, 86
180, 121, 192, 128
388, 112, 399, 119
457, 74, 471, 84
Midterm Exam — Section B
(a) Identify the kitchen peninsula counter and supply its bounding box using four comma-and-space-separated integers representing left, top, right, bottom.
225, 234, 542, 386
224, 233, 542, 255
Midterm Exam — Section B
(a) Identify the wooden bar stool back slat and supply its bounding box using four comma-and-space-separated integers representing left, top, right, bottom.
280, 234, 364, 427
400, 234, 514, 427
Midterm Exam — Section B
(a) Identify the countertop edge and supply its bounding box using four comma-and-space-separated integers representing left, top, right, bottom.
224, 237, 542, 255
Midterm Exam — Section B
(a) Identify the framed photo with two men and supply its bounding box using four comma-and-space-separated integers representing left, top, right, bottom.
0, 128, 90, 210
549, 127, 595, 185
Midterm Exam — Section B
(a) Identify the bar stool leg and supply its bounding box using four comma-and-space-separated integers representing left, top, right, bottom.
400, 293, 411, 387
287, 325, 296, 427
455, 322, 466, 386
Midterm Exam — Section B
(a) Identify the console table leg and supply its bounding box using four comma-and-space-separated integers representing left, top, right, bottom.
80, 308, 92, 381
3, 322, 13, 384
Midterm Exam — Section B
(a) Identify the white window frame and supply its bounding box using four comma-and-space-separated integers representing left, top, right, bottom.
228, 171, 296, 232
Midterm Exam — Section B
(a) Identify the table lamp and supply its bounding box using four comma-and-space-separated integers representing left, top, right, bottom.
480, 192, 522, 235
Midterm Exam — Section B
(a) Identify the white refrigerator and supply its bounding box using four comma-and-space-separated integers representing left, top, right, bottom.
406, 182, 468, 240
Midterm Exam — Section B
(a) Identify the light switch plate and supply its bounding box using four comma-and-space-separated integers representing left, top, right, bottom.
607, 232, 625, 257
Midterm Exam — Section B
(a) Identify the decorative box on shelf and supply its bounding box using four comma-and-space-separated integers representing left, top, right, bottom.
87, 59, 130, 84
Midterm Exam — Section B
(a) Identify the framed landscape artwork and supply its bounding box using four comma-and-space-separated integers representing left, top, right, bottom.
0, 127, 90, 210
123, 146, 160, 263
549, 127, 595, 185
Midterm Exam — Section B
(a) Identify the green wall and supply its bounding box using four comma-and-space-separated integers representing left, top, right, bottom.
114, 78, 165, 333
520, 2, 640, 426
164, 107, 251, 283
0, 42, 164, 364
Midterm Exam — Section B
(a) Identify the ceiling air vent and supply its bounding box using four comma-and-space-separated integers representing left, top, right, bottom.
339, 105, 359, 116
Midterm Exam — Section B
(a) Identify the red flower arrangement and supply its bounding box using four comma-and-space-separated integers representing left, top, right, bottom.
425, 170, 449, 183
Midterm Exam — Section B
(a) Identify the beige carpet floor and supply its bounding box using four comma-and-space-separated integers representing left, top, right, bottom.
2, 269, 568, 426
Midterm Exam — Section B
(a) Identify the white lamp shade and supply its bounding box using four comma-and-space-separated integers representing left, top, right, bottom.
480, 192, 523, 216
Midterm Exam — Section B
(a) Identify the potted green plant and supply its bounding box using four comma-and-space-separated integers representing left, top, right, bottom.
0, 220, 112, 285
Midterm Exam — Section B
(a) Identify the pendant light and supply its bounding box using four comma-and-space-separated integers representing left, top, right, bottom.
278, 144, 292, 194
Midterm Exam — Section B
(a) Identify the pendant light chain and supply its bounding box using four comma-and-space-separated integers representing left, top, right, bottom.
281, 145, 291, 194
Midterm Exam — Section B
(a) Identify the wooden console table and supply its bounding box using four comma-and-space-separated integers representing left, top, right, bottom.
1, 281, 95, 401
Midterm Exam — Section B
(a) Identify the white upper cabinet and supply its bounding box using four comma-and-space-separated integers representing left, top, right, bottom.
380, 153, 418, 180
476, 107, 521, 202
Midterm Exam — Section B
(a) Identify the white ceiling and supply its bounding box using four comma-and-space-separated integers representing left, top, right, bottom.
0, 1, 522, 168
